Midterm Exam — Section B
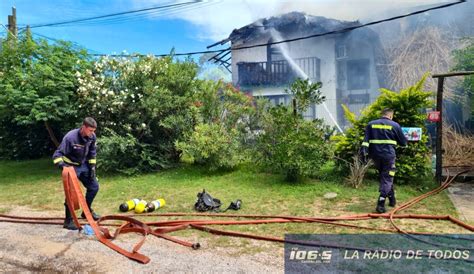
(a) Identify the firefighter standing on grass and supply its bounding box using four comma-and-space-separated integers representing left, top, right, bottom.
52, 117, 101, 230
361, 108, 408, 213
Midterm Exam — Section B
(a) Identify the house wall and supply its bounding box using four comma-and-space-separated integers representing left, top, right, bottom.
231, 32, 380, 130
340, 34, 381, 124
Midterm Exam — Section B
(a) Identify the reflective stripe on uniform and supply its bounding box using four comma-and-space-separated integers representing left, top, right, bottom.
62, 156, 80, 166
389, 171, 395, 176
362, 142, 369, 147
88, 159, 97, 164
53, 157, 64, 164
371, 124, 393, 130
369, 140, 397, 145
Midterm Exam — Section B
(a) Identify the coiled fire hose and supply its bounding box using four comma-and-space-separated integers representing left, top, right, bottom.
0, 166, 472, 264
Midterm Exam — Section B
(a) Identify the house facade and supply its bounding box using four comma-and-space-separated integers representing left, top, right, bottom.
222, 12, 386, 128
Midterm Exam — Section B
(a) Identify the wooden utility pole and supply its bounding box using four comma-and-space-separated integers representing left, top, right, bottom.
7, 7, 17, 37
432, 71, 474, 183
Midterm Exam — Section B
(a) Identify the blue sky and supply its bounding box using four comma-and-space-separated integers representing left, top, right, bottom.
0, 0, 446, 56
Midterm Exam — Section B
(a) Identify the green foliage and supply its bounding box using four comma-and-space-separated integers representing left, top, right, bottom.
76, 55, 199, 173
334, 75, 433, 183
254, 79, 333, 182
452, 38, 474, 124
176, 81, 254, 171
176, 123, 243, 171
0, 31, 91, 159
96, 129, 165, 175
285, 78, 324, 113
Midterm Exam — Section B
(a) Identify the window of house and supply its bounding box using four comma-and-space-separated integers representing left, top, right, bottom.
336, 44, 346, 59
347, 59, 370, 90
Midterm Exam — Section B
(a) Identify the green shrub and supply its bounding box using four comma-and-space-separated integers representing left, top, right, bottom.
254, 79, 333, 182
175, 81, 254, 170
176, 123, 243, 171
97, 129, 166, 175
333, 75, 433, 183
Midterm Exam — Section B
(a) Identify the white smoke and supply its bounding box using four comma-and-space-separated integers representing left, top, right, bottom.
131, 0, 449, 41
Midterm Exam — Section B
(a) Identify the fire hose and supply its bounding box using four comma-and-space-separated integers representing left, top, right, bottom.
0, 166, 472, 264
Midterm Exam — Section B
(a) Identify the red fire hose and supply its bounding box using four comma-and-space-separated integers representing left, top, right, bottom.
0, 166, 472, 264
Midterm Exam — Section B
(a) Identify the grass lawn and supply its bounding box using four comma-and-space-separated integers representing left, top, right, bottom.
0, 158, 471, 244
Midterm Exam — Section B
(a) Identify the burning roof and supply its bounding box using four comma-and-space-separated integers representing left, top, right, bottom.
227, 12, 361, 44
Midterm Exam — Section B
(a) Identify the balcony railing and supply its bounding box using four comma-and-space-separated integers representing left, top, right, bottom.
237, 57, 320, 86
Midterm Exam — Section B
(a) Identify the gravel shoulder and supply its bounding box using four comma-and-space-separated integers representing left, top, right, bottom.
0, 208, 283, 273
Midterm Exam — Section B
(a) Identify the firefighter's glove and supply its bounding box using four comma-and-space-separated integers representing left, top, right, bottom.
89, 165, 96, 181
359, 147, 369, 164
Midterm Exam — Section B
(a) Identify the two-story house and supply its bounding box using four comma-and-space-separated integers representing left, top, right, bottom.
210, 12, 386, 128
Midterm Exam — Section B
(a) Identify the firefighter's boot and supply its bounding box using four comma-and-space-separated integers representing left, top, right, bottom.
388, 190, 396, 207
63, 204, 78, 230
375, 196, 386, 213
81, 209, 101, 221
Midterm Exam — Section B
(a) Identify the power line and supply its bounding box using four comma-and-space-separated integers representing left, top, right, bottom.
30, 32, 102, 54
58, 1, 219, 28
227, 0, 467, 51
38, 1, 218, 28
89, 47, 230, 58
12, 0, 463, 58
87, 0, 466, 58
23, 1, 204, 29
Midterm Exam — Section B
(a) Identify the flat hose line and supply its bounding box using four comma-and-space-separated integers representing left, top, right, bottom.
0, 166, 472, 264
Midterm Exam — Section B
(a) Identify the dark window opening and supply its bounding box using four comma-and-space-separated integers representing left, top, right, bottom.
336, 45, 346, 59
347, 59, 370, 90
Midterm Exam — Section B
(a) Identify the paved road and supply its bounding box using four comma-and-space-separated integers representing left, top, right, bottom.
0, 209, 283, 272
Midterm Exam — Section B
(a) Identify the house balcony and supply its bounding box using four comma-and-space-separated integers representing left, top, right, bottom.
237, 57, 320, 86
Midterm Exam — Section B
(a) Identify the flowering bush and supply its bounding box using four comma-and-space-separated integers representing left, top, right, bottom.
76, 55, 198, 173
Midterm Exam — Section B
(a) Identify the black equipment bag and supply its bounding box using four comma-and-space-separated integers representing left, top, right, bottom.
194, 189, 242, 212
194, 189, 222, 212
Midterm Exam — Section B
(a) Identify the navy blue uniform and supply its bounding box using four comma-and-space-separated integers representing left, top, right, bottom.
362, 117, 407, 196
53, 128, 99, 209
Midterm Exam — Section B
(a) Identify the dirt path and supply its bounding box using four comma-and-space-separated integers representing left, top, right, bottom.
0, 208, 283, 273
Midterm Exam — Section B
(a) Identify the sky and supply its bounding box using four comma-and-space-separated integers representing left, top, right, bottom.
0, 0, 458, 56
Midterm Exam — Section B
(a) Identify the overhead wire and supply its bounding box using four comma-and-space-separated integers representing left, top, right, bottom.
86, 0, 466, 58
226, 0, 466, 51
23, 0, 205, 29
59, 1, 220, 27
31, 32, 102, 54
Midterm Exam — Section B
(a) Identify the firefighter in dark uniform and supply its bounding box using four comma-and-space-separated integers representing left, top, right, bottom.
53, 117, 101, 230
361, 108, 407, 213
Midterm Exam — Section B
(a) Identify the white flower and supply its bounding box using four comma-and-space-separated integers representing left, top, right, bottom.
75, 71, 81, 77
141, 123, 146, 128
108, 90, 114, 96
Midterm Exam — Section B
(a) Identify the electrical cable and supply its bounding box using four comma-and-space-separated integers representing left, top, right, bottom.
9, 0, 466, 59
24, 0, 204, 29
58, 1, 220, 27
226, 0, 466, 51
86, 0, 466, 58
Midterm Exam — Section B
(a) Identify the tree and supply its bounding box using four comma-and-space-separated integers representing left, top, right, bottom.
0, 30, 91, 159
254, 78, 333, 182
452, 38, 474, 128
